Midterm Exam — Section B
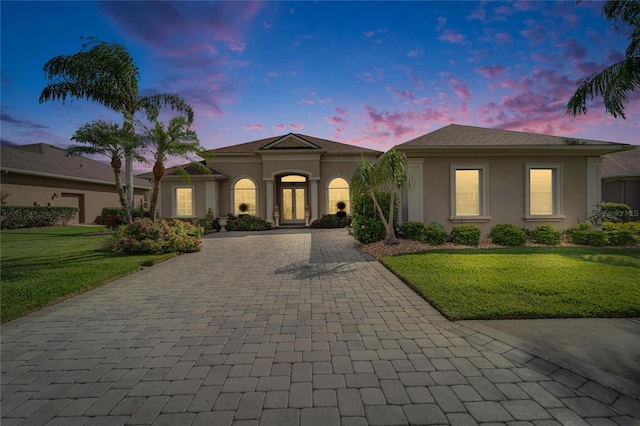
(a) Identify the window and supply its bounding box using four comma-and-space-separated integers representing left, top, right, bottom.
525, 164, 563, 219
175, 187, 193, 217
328, 177, 350, 214
450, 164, 489, 221
234, 178, 257, 215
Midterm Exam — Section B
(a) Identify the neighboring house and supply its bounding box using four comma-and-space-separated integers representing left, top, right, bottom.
601, 146, 640, 218
145, 133, 382, 224
395, 124, 633, 235
1, 143, 150, 224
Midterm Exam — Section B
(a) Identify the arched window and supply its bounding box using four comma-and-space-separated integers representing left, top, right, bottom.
328, 177, 350, 214
234, 178, 257, 215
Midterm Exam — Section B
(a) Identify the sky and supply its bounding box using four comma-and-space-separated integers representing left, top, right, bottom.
1, 0, 639, 157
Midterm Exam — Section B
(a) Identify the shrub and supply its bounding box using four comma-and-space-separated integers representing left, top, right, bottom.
589, 202, 632, 225
310, 214, 351, 229
530, 225, 562, 245
566, 223, 608, 247
225, 214, 271, 231
350, 191, 398, 244
0, 206, 78, 229
197, 217, 220, 232
423, 224, 448, 245
489, 224, 527, 246
451, 225, 481, 246
401, 222, 426, 241
603, 222, 639, 246
105, 218, 201, 254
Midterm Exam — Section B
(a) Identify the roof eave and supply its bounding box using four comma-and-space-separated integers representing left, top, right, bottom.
1, 167, 151, 189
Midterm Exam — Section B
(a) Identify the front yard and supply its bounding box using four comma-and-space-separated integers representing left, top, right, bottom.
0, 226, 175, 322
381, 247, 640, 320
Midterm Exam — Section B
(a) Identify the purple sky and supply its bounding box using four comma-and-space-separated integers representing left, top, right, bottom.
1, 1, 638, 154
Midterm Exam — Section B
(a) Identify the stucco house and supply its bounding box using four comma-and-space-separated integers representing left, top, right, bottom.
149, 133, 382, 225
0, 143, 150, 224
146, 124, 632, 234
395, 124, 633, 235
601, 146, 640, 216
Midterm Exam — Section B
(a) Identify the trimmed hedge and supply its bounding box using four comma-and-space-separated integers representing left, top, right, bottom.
400, 222, 426, 241
530, 225, 562, 245
423, 224, 448, 245
451, 225, 481, 246
0, 206, 79, 229
490, 224, 527, 246
225, 214, 271, 231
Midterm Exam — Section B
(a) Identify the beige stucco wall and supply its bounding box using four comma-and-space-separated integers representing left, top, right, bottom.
410, 154, 591, 236
1, 174, 147, 224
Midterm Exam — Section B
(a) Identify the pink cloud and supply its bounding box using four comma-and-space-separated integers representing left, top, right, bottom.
362, 30, 375, 38
302, 99, 314, 105
335, 107, 347, 115
441, 74, 472, 101
387, 86, 415, 101
244, 124, 265, 130
476, 65, 507, 79
325, 116, 346, 125
289, 123, 304, 130
436, 17, 446, 31
407, 48, 423, 58
274, 124, 286, 131
438, 29, 467, 45
228, 42, 246, 53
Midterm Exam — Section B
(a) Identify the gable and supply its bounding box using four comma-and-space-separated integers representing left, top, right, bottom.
259, 134, 321, 150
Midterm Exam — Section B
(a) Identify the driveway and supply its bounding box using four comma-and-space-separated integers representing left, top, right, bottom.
2, 228, 639, 425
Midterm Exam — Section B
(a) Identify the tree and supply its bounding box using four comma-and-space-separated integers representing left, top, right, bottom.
40, 37, 194, 222
68, 120, 143, 225
143, 116, 210, 220
567, 0, 640, 119
351, 149, 410, 245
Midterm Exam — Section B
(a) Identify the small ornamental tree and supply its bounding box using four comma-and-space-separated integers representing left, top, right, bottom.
351, 149, 410, 245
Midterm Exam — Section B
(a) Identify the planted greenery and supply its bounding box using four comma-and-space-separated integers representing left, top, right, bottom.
490, 224, 527, 246
1, 226, 174, 322
310, 214, 351, 229
350, 191, 398, 244
382, 247, 640, 320
400, 222, 426, 241
225, 214, 271, 231
105, 218, 203, 254
0, 206, 79, 229
451, 225, 481, 246
530, 225, 562, 245
423, 224, 449, 245
589, 201, 632, 225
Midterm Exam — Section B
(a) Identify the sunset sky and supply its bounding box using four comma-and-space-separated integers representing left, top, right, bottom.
1, 0, 639, 155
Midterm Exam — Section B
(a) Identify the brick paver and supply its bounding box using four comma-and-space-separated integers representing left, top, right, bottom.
2, 229, 639, 425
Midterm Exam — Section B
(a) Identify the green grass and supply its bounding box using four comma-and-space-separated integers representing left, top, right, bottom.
381, 247, 640, 320
1, 226, 175, 322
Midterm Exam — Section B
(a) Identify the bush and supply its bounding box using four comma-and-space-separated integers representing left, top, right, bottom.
310, 214, 351, 229
0, 206, 79, 229
566, 223, 608, 247
589, 202, 632, 225
451, 225, 481, 246
225, 214, 271, 231
196, 217, 220, 232
603, 222, 639, 246
401, 222, 426, 241
100, 207, 147, 228
530, 225, 562, 245
489, 224, 527, 246
423, 224, 448, 245
105, 218, 201, 254
350, 191, 398, 244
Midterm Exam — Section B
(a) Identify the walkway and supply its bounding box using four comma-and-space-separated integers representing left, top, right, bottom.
1, 229, 638, 425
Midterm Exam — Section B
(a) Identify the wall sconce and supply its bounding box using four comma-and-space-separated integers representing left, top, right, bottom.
51, 193, 58, 200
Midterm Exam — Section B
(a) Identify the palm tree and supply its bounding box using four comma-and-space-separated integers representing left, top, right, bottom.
567, 0, 640, 119
39, 37, 194, 220
69, 120, 143, 225
143, 116, 209, 220
351, 149, 411, 245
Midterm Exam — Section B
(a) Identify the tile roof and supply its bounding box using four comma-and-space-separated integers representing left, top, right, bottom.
210, 133, 382, 155
1, 143, 150, 187
601, 146, 640, 178
396, 124, 630, 148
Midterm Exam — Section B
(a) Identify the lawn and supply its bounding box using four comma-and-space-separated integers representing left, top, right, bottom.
381, 247, 640, 320
1, 226, 175, 322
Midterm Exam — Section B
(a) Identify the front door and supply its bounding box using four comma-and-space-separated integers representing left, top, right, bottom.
282, 187, 306, 223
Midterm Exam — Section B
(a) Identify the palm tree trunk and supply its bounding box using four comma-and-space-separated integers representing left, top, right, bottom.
113, 168, 132, 225
149, 160, 165, 221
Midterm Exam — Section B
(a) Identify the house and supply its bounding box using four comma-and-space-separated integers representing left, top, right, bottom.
148, 133, 382, 225
394, 124, 633, 235
146, 124, 632, 234
0, 143, 150, 224
601, 146, 640, 217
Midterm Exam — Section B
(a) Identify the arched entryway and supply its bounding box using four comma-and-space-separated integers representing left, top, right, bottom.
278, 174, 308, 225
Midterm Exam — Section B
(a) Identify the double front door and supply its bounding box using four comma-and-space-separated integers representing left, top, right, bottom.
282, 187, 306, 223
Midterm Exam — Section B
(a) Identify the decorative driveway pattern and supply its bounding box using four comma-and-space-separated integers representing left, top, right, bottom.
2, 229, 639, 425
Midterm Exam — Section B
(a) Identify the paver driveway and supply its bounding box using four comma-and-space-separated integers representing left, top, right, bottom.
2, 229, 639, 425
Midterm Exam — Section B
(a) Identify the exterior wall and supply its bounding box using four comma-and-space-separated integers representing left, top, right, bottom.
320, 156, 372, 215
409, 154, 591, 236
1, 173, 147, 224
208, 158, 263, 217
602, 178, 640, 219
